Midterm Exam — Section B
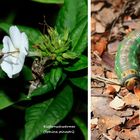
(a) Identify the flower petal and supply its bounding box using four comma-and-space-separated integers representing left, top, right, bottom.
12, 63, 23, 76
9, 26, 21, 48
1, 60, 13, 78
2, 36, 18, 64
12, 53, 25, 75
2, 54, 16, 64
20, 32, 29, 55
19, 52, 26, 65
1, 25, 29, 78
2, 36, 15, 53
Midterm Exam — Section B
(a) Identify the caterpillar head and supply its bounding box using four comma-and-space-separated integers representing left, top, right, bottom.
124, 77, 140, 90
122, 70, 140, 90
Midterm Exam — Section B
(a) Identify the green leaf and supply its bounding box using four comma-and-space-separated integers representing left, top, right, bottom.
56, 0, 87, 34
0, 22, 10, 33
29, 83, 53, 97
0, 90, 13, 110
32, 0, 64, 4
49, 67, 63, 89
24, 85, 73, 140
22, 66, 33, 81
70, 17, 87, 54
65, 55, 87, 71
62, 51, 78, 59
30, 71, 66, 97
70, 76, 87, 91
73, 116, 87, 140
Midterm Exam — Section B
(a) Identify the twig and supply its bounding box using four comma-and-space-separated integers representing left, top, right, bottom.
102, 133, 113, 140
93, 51, 102, 61
92, 74, 121, 85
91, 93, 113, 98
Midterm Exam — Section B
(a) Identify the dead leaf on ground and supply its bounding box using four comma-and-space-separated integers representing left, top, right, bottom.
91, 96, 117, 117
101, 52, 115, 69
95, 21, 106, 33
107, 40, 119, 54
91, 17, 96, 33
91, 65, 104, 76
118, 108, 134, 117
98, 115, 125, 131
119, 87, 129, 97
123, 93, 140, 106
124, 114, 140, 129
119, 129, 139, 140
134, 85, 140, 100
91, 118, 98, 130
91, 2, 104, 12
91, 87, 103, 95
108, 126, 121, 139
109, 96, 125, 110
103, 85, 116, 95
96, 7, 118, 27
106, 71, 118, 79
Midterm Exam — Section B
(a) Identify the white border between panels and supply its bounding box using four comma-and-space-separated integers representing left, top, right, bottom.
88, 0, 91, 140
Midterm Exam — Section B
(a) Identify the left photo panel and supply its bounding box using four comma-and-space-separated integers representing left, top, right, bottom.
0, 0, 88, 140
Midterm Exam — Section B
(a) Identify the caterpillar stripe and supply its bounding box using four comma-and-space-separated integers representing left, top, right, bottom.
115, 30, 140, 90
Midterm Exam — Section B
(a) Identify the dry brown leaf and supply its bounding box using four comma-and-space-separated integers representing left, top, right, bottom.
106, 71, 118, 79
108, 126, 121, 139
119, 129, 139, 140
91, 17, 96, 33
95, 21, 106, 33
134, 85, 140, 100
123, 93, 140, 106
98, 115, 125, 130
91, 129, 101, 140
107, 40, 119, 54
91, 96, 117, 117
119, 88, 129, 97
94, 37, 107, 56
109, 96, 125, 110
91, 118, 98, 129
92, 34, 101, 42
104, 85, 116, 95
118, 108, 134, 117
97, 8, 117, 26
107, 0, 124, 10
123, 16, 132, 21
91, 118, 98, 125
91, 2, 104, 12
110, 84, 121, 92
91, 87, 103, 95
101, 52, 115, 69
104, 84, 121, 93
91, 65, 104, 76
123, 20, 140, 30
124, 114, 140, 129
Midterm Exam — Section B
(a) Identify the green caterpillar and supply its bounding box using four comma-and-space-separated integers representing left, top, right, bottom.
115, 30, 140, 90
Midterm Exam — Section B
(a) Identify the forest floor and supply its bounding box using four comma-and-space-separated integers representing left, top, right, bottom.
91, 0, 140, 139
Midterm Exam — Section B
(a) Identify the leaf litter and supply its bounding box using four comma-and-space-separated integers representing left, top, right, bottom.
91, 0, 140, 139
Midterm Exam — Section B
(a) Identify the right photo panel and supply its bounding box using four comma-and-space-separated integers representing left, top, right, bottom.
91, 0, 140, 139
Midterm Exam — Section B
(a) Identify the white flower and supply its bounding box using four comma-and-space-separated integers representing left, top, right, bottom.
0, 25, 29, 78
